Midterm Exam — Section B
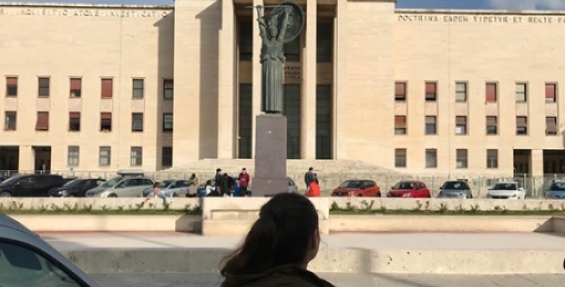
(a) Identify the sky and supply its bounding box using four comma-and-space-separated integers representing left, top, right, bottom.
10, 0, 565, 9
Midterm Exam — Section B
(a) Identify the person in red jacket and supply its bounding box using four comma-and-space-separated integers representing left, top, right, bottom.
307, 174, 320, 197
238, 168, 251, 196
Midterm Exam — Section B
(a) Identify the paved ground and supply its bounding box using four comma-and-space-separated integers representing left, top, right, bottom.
89, 273, 565, 287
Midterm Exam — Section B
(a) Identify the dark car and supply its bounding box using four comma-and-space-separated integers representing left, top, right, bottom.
438, 180, 473, 199
0, 175, 65, 197
49, 179, 106, 197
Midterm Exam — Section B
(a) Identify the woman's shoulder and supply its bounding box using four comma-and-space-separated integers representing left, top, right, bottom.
221, 265, 334, 287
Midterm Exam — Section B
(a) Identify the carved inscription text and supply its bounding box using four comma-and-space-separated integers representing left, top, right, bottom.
0, 7, 170, 18
398, 13, 565, 24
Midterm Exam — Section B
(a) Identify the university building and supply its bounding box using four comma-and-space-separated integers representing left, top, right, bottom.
0, 0, 565, 177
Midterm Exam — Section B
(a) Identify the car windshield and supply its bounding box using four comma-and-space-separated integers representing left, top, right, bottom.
339, 180, 363, 188
0, 177, 20, 186
62, 180, 82, 188
393, 182, 415, 190
100, 177, 122, 188
442, 182, 467, 190
492, 183, 517, 190
162, 180, 174, 188
550, 182, 565, 191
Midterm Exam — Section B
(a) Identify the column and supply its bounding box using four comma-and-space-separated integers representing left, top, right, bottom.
301, 0, 317, 159
251, 0, 263, 158
334, 0, 348, 159
217, 0, 236, 158
18, 145, 34, 172
530, 149, 544, 196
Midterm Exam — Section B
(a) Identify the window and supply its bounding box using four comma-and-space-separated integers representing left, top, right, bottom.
35, 112, 49, 131
425, 116, 436, 135
132, 113, 144, 132
486, 116, 497, 135
425, 82, 437, 101
455, 116, 467, 135
38, 78, 50, 97
317, 23, 333, 62
101, 113, 112, 132
163, 113, 173, 132
70, 78, 81, 98
131, 147, 143, 166
68, 146, 79, 166
515, 83, 527, 102
455, 82, 467, 102
133, 79, 144, 98
546, 117, 557, 136
395, 149, 406, 168
546, 83, 557, 103
239, 23, 252, 61
487, 149, 498, 169
395, 82, 406, 101
69, 112, 81, 131
486, 83, 497, 102
164, 79, 174, 99
99, 146, 111, 166
456, 149, 468, 168
6, 77, 17, 97
516, 116, 528, 135
162, 147, 173, 167
425, 149, 437, 168
101, 78, 113, 98
395, 116, 407, 135
5, 111, 16, 131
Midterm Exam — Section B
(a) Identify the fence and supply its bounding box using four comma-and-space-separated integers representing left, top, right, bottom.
1, 169, 563, 199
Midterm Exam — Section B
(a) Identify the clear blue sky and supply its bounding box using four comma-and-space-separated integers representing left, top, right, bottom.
14, 0, 565, 10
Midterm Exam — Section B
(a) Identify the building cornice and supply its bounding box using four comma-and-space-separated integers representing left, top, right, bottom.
0, 2, 173, 9
396, 8, 565, 16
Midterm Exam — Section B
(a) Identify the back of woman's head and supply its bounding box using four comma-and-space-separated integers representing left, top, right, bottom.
153, 182, 160, 188
220, 193, 319, 276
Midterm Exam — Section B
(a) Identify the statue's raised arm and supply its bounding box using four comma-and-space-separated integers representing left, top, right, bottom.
255, 5, 268, 40
277, 6, 292, 42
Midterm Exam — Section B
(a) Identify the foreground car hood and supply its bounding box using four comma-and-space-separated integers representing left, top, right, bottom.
389, 189, 412, 194
439, 190, 467, 198
489, 190, 519, 196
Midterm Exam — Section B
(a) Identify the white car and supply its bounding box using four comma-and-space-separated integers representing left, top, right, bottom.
487, 182, 526, 200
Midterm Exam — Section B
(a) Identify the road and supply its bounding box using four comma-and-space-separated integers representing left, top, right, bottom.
90, 273, 565, 287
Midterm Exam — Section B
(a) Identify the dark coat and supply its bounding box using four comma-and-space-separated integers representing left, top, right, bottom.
221, 264, 335, 287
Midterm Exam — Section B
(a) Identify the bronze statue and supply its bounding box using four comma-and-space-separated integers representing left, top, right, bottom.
255, 3, 304, 114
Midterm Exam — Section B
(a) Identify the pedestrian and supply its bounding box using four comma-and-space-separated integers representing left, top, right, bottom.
304, 167, 315, 192
222, 173, 232, 197
189, 173, 198, 187
215, 168, 223, 194
238, 168, 250, 197
146, 182, 167, 205
307, 173, 321, 197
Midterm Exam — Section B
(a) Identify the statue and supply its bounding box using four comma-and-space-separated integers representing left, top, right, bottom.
255, 3, 304, 114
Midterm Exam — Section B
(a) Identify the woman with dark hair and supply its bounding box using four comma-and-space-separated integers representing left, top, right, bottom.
220, 193, 334, 287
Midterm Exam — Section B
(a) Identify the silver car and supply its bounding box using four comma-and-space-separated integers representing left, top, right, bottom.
0, 213, 100, 287
85, 176, 154, 198
438, 180, 473, 199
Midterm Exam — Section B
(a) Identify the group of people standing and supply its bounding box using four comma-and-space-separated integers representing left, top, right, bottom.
209, 168, 251, 197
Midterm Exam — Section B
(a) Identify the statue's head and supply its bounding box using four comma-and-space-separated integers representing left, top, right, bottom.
268, 24, 278, 38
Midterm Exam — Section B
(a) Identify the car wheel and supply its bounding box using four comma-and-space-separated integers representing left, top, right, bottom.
376, 193, 381, 198
108, 194, 117, 198
0, 191, 11, 197
172, 193, 178, 197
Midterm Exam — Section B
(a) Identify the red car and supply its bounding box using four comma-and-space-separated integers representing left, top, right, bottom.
387, 180, 431, 198
331, 180, 381, 197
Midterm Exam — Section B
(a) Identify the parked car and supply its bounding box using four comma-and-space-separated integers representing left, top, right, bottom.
387, 180, 431, 198
331, 180, 381, 197
0, 213, 101, 287
142, 179, 191, 197
49, 178, 106, 197
487, 182, 526, 199
547, 181, 565, 199
85, 177, 154, 198
0, 175, 65, 197
438, 180, 473, 199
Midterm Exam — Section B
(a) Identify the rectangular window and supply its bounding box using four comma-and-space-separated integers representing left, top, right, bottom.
455, 82, 467, 102
546, 83, 557, 103
69, 112, 81, 132
316, 85, 333, 159
395, 116, 407, 135
67, 146, 79, 166
162, 147, 173, 167
130, 147, 143, 166
163, 113, 173, 132
101, 78, 113, 98
100, 113, 112, 132
456, 149, 468, 168
36, 112, 49, 131
317, 23, 333, 62
486, 116, 498, 135
163, 79, 174, 99
425, 116, 436, 135
395, 82, 406, 101
239, 23, 252, 61
4, 111, 16, 131
515, 83, 527, 102
455, 116, 467, 135
546, 117, 557, 136
6, 77, 17, 97
238, 84, 253, 159
38, 78, 50, 97
486, 83, 497, 102
132, 113, 144, 132
425, 149, 437, 168
133, 79, 144, 98
70, 78, 82, 98
99, 146, 111, 166
516, 116, 528, 135
487, 149, 498, 169
425, 82, 437, 101
395, 149, 407, 168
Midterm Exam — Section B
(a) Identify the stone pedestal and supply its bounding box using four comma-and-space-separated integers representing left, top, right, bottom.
252, 115, 287, 196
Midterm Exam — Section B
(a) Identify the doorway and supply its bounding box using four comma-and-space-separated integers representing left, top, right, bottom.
0, 146, 19, 177
33, 146, 51, 174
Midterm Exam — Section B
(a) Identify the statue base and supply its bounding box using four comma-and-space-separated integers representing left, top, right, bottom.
252, 114, 288, 197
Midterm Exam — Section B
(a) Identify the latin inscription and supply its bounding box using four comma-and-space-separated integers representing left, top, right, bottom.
0, 7, 170, 18
398, 14, 565, 24
284, 63, 301, 81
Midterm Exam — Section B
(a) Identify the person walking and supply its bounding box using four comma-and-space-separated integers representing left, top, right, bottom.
304, 167, 315, 192
238, 168, 250, 197
307, 174, 321, 197
215, 168, 223, 194
146, 182, 167, 205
